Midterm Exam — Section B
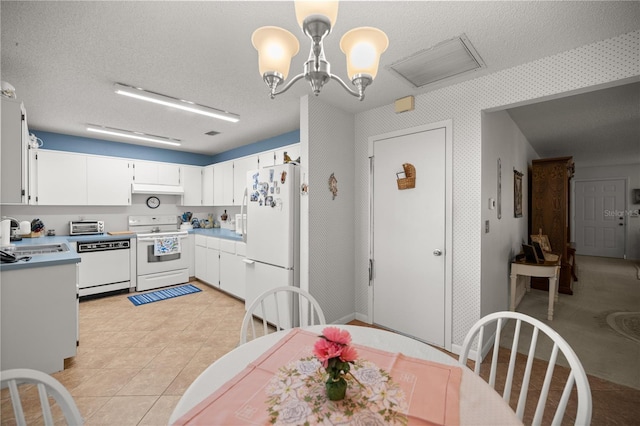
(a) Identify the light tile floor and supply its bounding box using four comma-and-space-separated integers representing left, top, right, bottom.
2, 271, 639, 425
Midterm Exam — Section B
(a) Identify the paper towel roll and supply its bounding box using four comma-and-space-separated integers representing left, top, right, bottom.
1, 219, 10, 247
19, 221, 30, 235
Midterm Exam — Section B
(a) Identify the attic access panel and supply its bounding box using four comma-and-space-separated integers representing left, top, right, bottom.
388, 34, 486, 88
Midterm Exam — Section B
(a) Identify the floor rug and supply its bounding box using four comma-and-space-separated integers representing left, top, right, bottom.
128, 284, 201, 306
606, 312, 640, 344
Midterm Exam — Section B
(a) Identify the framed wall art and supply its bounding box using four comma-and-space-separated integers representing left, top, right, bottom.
514, 169, 523, 218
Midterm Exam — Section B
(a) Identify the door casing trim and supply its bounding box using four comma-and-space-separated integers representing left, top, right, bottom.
367, 119, 453, 352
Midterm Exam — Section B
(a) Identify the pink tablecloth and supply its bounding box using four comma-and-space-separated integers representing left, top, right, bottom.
174, 328, 462, 425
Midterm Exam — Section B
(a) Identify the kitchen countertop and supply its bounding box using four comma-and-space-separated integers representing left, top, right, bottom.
1, 229, 243, 271
0, 233, 134, 271
191, 228, 244, 242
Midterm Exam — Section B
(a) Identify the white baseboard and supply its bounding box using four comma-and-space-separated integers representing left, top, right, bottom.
354, 312, 370, 323
332, 312, 357, 325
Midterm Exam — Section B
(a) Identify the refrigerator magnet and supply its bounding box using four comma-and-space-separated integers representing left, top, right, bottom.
281, 171, 287, 184
269, 169, 274, 182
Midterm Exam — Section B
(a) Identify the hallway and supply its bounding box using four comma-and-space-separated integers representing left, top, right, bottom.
514, 255, 640, 389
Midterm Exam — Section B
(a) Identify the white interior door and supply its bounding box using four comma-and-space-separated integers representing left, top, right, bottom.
575, 179, 626, 258
371, 126, 447, 346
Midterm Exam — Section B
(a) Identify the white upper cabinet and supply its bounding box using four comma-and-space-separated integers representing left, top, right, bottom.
87, 156, 132, 205
1, 98, 30, 204
202, 165, 214, 206
133, 160, 181, 185
213, 161, 234, 206
257, 143, 300, 168
233, 155, 258, 206
30, 150, 88, 205
180, 165, 203, 206
275, 143, 300, 165
257, 151, 275, 168
31, 150, 132, 206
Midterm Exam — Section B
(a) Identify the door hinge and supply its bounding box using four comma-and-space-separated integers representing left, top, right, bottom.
21, 189, 25, 196
368, 259, 374, 285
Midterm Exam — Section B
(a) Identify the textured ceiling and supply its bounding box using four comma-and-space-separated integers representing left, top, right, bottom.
1, 1, 639, 165
506, 82, 640, 167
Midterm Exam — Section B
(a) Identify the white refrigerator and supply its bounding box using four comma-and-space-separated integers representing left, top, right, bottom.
243, 163, 300, 328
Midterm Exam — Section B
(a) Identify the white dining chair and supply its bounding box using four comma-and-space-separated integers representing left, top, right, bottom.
1, 368, 84, 426
240, 286, 326, 344
458, 311, 591, 426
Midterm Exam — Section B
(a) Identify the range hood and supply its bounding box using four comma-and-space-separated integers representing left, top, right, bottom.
131, 183, 184, 195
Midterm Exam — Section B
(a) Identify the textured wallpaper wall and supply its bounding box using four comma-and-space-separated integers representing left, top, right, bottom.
300, 96, 356, 324
354, 31, 639, 346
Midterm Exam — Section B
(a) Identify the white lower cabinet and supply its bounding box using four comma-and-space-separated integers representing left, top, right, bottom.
195, 235, 220, 286
186, 234, 195, 277
194, 235, 245, 300
1, 262, 78, 373
195, 237, 207, 281
220, 241, 246, 300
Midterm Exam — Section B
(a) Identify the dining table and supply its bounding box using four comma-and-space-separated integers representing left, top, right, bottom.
169, 324, 522, 425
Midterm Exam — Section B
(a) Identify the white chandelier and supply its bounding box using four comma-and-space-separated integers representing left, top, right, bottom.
252, 1, 389, 101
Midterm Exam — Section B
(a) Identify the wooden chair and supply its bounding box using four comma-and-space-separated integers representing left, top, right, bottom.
240, 286, 326, 344
1, 368, 84, 425
458, 311, 591, 426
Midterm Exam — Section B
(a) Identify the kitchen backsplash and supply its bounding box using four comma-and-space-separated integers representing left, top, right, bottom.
0, 195, 240, 235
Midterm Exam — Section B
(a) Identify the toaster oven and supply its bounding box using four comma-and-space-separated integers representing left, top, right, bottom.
69, 220, 105, 235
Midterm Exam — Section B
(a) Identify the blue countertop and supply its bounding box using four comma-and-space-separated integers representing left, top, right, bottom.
1, 229, 242, 271
191, 228, 244, 242
0, 233, 135, 271
1, 238, 81, 271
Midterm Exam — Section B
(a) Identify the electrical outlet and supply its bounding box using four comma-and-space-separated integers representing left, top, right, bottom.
485, 220, 490, 233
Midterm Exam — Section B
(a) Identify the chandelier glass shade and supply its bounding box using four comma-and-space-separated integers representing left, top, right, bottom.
252, 1, 388, 101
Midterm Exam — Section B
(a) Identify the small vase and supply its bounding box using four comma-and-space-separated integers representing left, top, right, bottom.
325, 377, 347, 401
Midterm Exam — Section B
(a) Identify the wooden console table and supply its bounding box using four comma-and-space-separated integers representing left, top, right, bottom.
510, 258, 561, 320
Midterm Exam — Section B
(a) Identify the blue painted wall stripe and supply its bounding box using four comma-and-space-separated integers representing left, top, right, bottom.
209, 130, 300, 163
31, 129, 300, 166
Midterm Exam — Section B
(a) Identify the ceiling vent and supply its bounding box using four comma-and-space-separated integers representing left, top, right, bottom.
387, 34, 485, 88
205, 130, 220, 136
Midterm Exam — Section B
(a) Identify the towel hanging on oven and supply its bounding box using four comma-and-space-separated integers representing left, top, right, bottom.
154, 236, 181, 256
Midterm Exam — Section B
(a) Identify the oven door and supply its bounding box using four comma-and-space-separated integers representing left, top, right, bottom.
136, 233, 189, 276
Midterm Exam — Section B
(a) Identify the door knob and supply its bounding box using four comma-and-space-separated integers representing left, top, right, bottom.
433, 249, 442, 256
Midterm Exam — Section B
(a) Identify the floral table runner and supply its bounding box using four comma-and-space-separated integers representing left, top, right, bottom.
173, 328, 462, 425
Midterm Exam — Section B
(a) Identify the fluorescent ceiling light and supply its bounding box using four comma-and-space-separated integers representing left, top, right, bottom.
114, 83, 240, 123
87, 125, 182, 147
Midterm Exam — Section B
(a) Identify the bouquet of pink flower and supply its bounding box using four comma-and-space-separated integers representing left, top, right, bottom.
313, 327, 359, 401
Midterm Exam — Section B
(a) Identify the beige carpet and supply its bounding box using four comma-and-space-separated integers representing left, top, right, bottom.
507, 255, 640, 389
